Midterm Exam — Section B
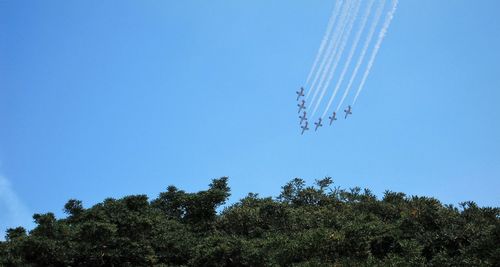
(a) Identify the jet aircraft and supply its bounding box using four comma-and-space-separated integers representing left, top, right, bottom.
344, 105, 352, 119
314, 118, 323, 131
299, 111, 307, 124
328, 112, 337, 125
297, 100, 306, 113
301, 121, 309, 135
296, 87, 305, 101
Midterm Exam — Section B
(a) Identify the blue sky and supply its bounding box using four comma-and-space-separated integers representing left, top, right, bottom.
1, 0, 499, 234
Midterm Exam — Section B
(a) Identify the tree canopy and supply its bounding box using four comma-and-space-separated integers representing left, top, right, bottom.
1, 177, 499, 266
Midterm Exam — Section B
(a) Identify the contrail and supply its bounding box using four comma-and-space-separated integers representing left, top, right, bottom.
306, 0, 352, 102
320, 0, 377, 119
310, 0, 362, 117
305, 0, 344, 87
352, 0, 398, 105
335, 0, 386, 112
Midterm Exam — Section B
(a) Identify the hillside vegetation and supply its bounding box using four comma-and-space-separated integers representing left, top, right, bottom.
1, 177, 499, 266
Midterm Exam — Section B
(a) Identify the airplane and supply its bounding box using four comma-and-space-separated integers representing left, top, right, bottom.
297, 100, 306, 113
314, 118, 323, 131
344, 105, 352, 119
299, 111, 307, 124
296, 87, 305, 101
328, 112, 337, 125
301, 121, 309, 135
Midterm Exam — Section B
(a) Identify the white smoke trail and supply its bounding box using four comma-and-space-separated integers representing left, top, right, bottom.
308, 0, 356, 107
310, 0, 362, 117
305, 0, 344, 87
306, 0, 352, 102
335, 0, 386, 112
352, 0, 398, 105
320, 0, 376, 119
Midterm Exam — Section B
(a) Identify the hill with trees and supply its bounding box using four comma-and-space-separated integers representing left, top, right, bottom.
1, 177, 499, 266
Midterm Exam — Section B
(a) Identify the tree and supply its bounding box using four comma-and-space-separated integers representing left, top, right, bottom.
1, 177, 498, 266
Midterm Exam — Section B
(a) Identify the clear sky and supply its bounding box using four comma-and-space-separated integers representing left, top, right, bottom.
1, 0, 499, 233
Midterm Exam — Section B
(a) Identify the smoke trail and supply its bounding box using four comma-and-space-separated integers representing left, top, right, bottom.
335, 0, 387, 112
308, 0, 356, 107
310, 0, 362, 117
306, 0, 352, 102
352, 0, 398, 105
305, 0, 344, 87
320, 0, 376, 119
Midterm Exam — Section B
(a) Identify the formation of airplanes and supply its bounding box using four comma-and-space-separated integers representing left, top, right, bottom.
296, 87, 352, 135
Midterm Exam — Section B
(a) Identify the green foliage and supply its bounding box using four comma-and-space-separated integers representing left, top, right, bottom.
1, 177, 498, 266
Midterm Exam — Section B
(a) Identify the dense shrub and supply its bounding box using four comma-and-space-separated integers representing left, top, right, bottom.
1, 177, 499, 266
